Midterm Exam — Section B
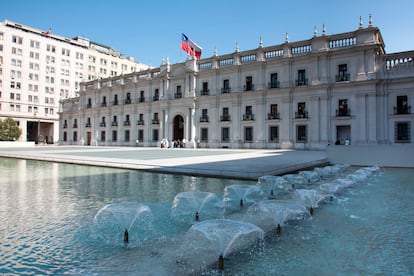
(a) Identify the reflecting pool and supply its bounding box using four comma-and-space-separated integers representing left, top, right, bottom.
0, 158, 413, 275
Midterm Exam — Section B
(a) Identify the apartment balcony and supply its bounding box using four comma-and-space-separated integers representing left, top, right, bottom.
267, 112, 280, 120
73, 124, 78, 128
200, 89, 210, 96
124, 99, 132, 104
174, 93, 182, 99
101, 102, 107, 107
123, 121, 131, 126
295, 79, 308, 86
243, 84, 254, 91
85, 123, 91, 128
137, 120, 145, 125
243, 114, 255, 121
221, 87, 231, 94
393, 106, 411, 115
268, 81, 280, 89
336, 108, 351, 117
199, 116, 209, 123
153, 95, 159, 101
295, 111, 309, 119
152, 119, 159, 125
111, 121, 118, 126
100, 122, 106, 127
139, 97, 145, 103
86, 103, 92, 109
336, 73, 350, 82
113, 100, 119, 106
220, 115, 231, 121
63, 124, 68, 128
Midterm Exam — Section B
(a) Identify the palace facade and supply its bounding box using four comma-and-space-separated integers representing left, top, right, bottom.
59, 19, 413, 149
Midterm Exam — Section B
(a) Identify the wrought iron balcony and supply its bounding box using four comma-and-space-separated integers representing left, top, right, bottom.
393, 106, 411, 115
221, 87, 231, 94
111, 121, 118, 126
123, 121, 131, 126
113, 100, 119, 106
101, 102, 107, 107
73, 124, 78, 128
267, 112, 280, 120
85, 123, 91, 128
268, 81, 280, 89
199, 116, 209, 123
201, 89, 210, 96
174, 93, 182, 99
295, 79, 308, 86
243, 84, 254, 91
63, 124, 68, 128
335, 73, 350, 82
137, 120, 145, 125
220, 115, 231, 121
153, 95, 159, 101
139, 97, 145, 103
86, 103, 92, 109
124, 99, 131, 104
336, 108, 351, 117
295, 111, 309, 119
100, 122, 106, 127
243, 114, 255, 121
152, 119, 159, 125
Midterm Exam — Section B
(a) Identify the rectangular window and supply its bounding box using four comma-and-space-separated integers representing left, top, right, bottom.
112, 130, 117, 142
222, 79, 230, 93
202, 82, 209, 95
152, 129, 159, 141
221, 127, 230, 142
201, 128, 208, 141
12, 35, 23, 44
125, 130, 130, 142
73, 131, 78, 142
336, 64, 349, 82
175, 85, 182, 98
221, 107, 230, 121
337, 99, 349, 116
200, 109, 208, 122
296, 69, 307, 86
63, 132, 67, 142
269, 126, 279, 142
244, 76, 253, 91
270, 73, 279, 88
101, 131, 106, 142
395, 95, 409, 115
138, 129, 144, 142
244, 126, 253, 142
296, 102, 307, 118
296, 125, 308, 142
395, 122, 410, 143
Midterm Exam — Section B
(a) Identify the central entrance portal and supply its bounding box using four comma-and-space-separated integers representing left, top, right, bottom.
173, 115, 184, 142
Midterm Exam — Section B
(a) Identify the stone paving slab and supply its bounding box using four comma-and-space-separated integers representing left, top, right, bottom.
0, 146, 328, 180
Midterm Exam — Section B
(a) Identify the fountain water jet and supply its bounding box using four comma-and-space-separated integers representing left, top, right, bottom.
223, 185, 266, 213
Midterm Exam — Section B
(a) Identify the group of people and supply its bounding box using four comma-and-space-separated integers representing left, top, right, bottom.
160, 138, 185, 148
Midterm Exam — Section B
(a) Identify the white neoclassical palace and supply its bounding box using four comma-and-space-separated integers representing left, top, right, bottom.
59, 19, 414, 149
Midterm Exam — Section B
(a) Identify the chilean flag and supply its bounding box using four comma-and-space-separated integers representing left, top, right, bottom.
181, 33, 202, 60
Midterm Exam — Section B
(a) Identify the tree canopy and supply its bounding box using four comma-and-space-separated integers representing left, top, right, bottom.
0, 118, 22, 141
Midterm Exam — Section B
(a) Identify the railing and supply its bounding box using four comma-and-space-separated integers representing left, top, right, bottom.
220, 115, 231, 121
329, 37, 356, 48
73, 124, 78, 128
174, 93, 182, 99
86, 103, 92, 109
85, 123, 91, 127
221, 87, 231, 94
200, 89, 209, 96
137, 120, 145, 125
268, 81, 280, 89
265, 49, 283, 59
219, 58, 234, 67
243, 114, 255, 121
113, 100, 118, 106
295, 111, 309, 119
152, 119, 159, 125
139, 97, 145, 103
124, 99, 131, 104
199, 62, 212, 70
153, 95, 159, 101
336, 109, 351, 117
199, 116, 209, 123
267, 113, 280, 120
394, 106, 411, 115
244, 84, 254, 91
101, 102, 107, 107
336, 74, 350, 82
123, 121, 130, 126
241, 54, 256, 63
63, 124, 68, 128
295, 79, 308, 86
100, 122, 106, 127
111, 121, 118, 126
291, 44, 312, 55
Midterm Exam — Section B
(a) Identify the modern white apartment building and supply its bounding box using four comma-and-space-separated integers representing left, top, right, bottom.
0, 20, 149, 143
59, 18, 413, 149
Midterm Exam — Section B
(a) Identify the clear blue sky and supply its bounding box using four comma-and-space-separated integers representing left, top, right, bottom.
1, 0, 413, 66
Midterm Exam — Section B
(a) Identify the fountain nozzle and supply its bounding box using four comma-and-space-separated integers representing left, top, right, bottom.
240, 198, 244, 207
276, 224, 281, 235
195, 211, 199, 221
124, 229, 129, 243
218, 254, 224, 270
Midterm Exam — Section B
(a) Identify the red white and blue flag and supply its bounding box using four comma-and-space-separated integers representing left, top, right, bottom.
181, 33, 202, 60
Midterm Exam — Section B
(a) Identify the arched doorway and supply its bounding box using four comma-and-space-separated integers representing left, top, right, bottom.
173, 115, 184, 142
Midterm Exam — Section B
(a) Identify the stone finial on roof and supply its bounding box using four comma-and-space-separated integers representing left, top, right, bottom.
285, 32, 289, 43
322, 24, 326, 36
214, 47, 218, 56
235, 42, 239, 53
259, 36, 263, 48
359, 16, 363, 29
369, 14, 373, 27
313, 25, 317, 37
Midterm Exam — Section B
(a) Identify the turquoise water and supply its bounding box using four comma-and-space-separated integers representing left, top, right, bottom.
0, 158, 413, 275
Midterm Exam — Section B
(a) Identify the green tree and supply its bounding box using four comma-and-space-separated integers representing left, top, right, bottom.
0, 117, 22, 141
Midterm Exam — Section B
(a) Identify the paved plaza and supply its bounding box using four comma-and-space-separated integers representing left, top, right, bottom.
0, 146, 328, 180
